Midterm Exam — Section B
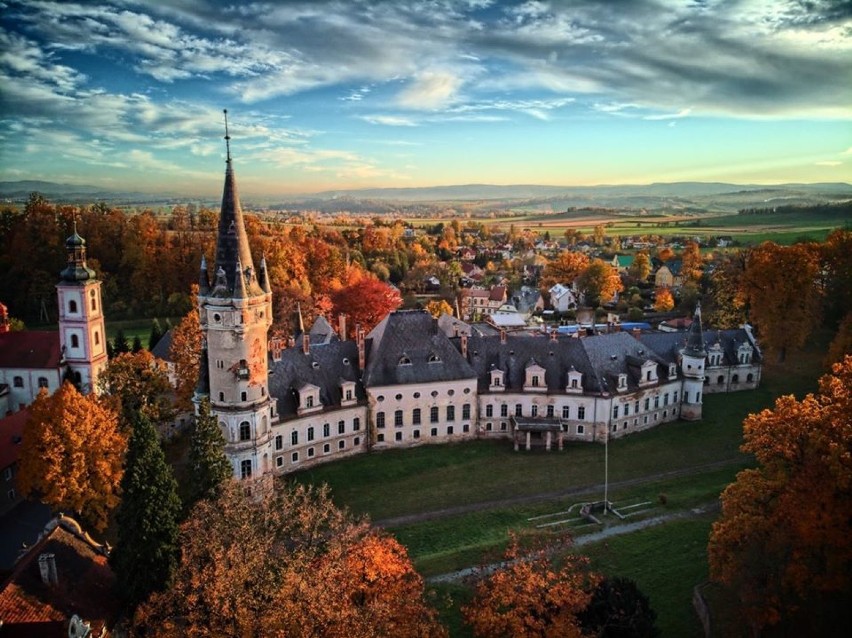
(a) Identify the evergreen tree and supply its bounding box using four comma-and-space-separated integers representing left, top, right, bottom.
148, 318, 163, 350
113, 328, 130, 355
131, 335, 143, 353
111, 412, 181, 609
187, 398, 233, 508
579, 576, 659, 638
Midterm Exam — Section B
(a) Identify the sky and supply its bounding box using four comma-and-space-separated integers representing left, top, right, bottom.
0, 0, 850, 196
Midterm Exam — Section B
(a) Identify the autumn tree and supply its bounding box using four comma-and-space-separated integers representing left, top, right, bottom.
186, 397, 232, 508
826, 311, 852, 367
426, 299, 454, 318
593, 224, 606, 246
680, 241, 703, 282
462, 535, 599, 638
740, 242, 822, 361
135, 482, 445, 637
577, 259, 623, 308
98, 350, 173, 426
170, 302, 202, 411
704, 252, 748, 329
331, 276, 402, 338
653, 288, 674, 312
540, 251, 590, 290
111, 412, 182, 608
656, 247, 674, 262
821, 228, 852, 323
579, 576, 659, 638
627, 252, 651, 283
18, 382, 125, 531
707, 356, 852, 634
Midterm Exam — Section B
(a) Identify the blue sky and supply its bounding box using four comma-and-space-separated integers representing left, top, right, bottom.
1, 0, 850, 196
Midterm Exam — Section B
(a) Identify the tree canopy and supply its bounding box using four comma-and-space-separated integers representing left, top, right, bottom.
331, 276, 402, 339
169, 303, 202, 411
708, 356, 852, 633
540, 251, 590, 290
577, 259, 623, 308
134, 482, 445, 638
18, 382, 125, 531
186, 397, 233, 508
98, 350, 173, 426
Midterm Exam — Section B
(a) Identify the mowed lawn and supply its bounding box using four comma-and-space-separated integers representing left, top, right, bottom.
286, 333, 828, 636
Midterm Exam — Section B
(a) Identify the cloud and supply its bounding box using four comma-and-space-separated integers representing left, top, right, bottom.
396, 71, 464, 110
815, 160, 842, 166
360, 115, 419, 127
644, 108, 692, 121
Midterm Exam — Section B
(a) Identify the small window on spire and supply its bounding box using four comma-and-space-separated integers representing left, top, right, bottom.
68, 300, 77, 314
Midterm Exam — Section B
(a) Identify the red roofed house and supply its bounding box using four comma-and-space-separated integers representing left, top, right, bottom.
0, 225, 107, 415
0, 515, 120, 637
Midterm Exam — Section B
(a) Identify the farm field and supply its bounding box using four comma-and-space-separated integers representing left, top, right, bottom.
288, 331, 830, 636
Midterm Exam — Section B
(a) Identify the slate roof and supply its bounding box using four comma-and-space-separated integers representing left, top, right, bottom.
0, 409, 27, 471
578, 332, 669, 392
0, 332, 62, 370
638, 328, 761, 366
268, 340, 365, 419
0, 520, 119, 637
437, 313, 472, 337
466, 333, 599, 393
308, 316, 338, 345
150, 328, 173, 362
363, 311, 477, 387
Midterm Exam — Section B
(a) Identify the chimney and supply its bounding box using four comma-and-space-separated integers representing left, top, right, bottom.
38, 553, 58, 586
550, 326, 558, 341
632, 327, 642, 340
500, 329, 507, 344
461, 333, 468, 358
454, 326, 459, 337
357, 324, 365, 370
338, 314, 347, 342
302, 334, 310, 355
287, 336, 295, 348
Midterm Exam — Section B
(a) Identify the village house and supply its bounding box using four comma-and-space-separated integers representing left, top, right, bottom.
549, 283, 580, 313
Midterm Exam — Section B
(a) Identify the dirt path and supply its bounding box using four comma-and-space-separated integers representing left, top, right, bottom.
375, 457, 744, 528
426, 501, 720, 584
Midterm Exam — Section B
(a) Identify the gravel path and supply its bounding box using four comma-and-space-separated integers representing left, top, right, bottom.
426, 501, 720, 584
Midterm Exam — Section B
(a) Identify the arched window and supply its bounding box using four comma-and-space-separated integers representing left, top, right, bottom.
94, 331, 100, 346
746, 373, 754, 382
71, 334, 79, 348
68, 300, 77, 313
732, 374, 739, 384
717, 375, 725, 385
239, 421, 251, 441
90, 290, 97, 311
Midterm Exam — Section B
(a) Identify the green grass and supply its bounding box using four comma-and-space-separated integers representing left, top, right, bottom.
106, 317, 178, 349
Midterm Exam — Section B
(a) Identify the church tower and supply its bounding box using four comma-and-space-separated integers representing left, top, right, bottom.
56, 224, 108, 394
680, 304, 707, 421
197, 111, 275, 480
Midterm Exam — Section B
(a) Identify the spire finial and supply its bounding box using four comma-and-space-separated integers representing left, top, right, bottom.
223, 109, 231, 163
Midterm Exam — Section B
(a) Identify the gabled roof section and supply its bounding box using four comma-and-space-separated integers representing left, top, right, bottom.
364, 310, 476, 387
268, 340, 365, 420
309, 316, 338, 345
580, 332, 668, 392
0, 332, 62, 370
638, 327, 762, 366
150, 328, 173, 362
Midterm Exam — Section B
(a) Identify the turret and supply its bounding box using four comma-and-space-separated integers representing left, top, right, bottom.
680, 304, 706, 421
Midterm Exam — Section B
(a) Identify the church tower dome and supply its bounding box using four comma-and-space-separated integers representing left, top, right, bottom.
196, 110, 275, 482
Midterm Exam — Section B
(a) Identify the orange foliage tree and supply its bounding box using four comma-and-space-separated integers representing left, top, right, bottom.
18, 382, 126, 531
170, 295, 202, 411
680, 241, 703, 282
653, 287, 674, 312
577, 259, 623, 308
134, 481, 445, 637
331, 276, 402, 338
426, 299, 454, 318
98, 350, 173, 425
462, 535, 599, 638
708, 356, 852, 633
540, 251, 590, 290
740, 242, 822, 361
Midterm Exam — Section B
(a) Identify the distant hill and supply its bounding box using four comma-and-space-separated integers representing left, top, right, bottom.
0, 180, 176, 204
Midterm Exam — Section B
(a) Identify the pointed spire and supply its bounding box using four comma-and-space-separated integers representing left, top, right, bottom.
223, 108, 232, 164
233, 257, 246, 299
259, 255, 271, 293
293, 302, 305, 337
199, 254, 210, 295
212, 110, 262, 298
684, 302, 706, 357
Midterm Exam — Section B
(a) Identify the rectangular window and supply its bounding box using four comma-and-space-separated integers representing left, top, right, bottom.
562, 405, 570, 419
578, 406, 586, 420
338, 420, 345, 434
395, 410, 403, 427
291, 431, 298, 445
275, 435, 283, 451
354, 436, 360, 446
463, 424, 469, 433
353, 417, 361, 431
447, 405, 455, 421
339, 440, 345, 450
447, 426, 454, 435
634, 400, 640, 413
462, 403, 471, 420
673, 391, 678, 403
501, 404, 508, 418
654, 396, 660, 409
276, 456, 284, 468
323, 443, 330, 454
664, 393, 669, 406
291, 452, 299, 463
430, 407, 439, 423
308, 447, 315, 457
531, 405, 538, 417
515, 404, 522, 417
486, 404, 493, 418
577, 425, 585, 435
241, 391, 247, 402
345, 388, 353, 400
37, 377, 48, 389
376, 412, 385, 428
323, 423, 330, 437
644, 398, 650, 411
431, 427, 438, 436
413, 430, 420, 439
500, 422, 508, 431
240, 460, 252, 479
624, 404, 629, 416
684, 391, 689, 403
413, 408, 421, 425
613, 405, 619, 419
307, 426, 315, 441
532, 375, 539, 386
546, 405, 554, 418
377, 433, 385, 442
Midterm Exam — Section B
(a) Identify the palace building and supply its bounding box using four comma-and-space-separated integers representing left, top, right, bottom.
196, 136, 762, 481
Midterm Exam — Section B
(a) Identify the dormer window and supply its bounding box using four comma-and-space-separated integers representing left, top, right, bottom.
738, 344, 753, 364
566, 368, 583, 393
490, 368, 505, 391
524, 362, 547, 393
298, 383, 322, 415
639, 360, 658, 387
341, 380, 357, 406
618, 374, 627, 390
668, 363, 677, 379
399, 355, 412, 366
428, 354, 441, 363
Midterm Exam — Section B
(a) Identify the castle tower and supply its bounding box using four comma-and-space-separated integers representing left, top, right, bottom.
56, 224, 108, 394
197, 111, 275, 480
680, 303, 707, 421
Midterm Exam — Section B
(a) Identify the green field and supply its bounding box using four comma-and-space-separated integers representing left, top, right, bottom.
106, 317, 178, 349
286, 331, 828, 636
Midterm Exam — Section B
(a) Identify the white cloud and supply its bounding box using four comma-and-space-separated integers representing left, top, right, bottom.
644, 108, 692, 121
360, 115, 419, 127
815, 160, 842, 166
396, 71, 463, 110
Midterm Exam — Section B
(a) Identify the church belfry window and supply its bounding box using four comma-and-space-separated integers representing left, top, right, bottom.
69, 300, 77, 313
90, 290, 97, 311
71, 334, 79, 348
